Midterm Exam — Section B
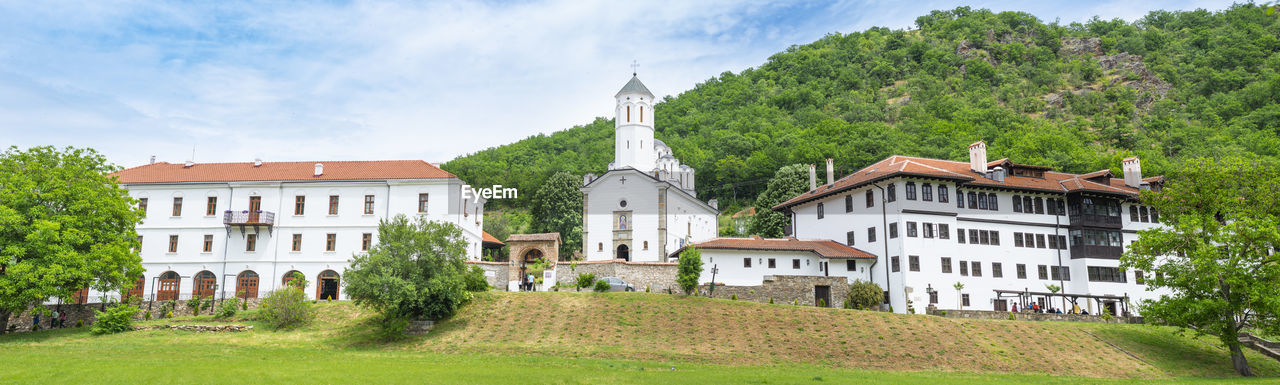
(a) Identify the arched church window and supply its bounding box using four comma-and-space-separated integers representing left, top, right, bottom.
598, 243, 603, 251
627, 106, 631, 122
643, 241, 649, 250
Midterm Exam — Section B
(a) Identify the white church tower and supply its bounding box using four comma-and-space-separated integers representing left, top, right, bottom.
610, 74, 657, 171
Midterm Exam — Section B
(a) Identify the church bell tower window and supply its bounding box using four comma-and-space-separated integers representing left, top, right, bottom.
627, 106, 631, 122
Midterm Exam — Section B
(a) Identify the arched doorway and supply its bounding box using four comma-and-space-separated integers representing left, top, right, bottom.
617, 244, 630, 261
520, 249, 543, 291
317, 270, 340, 300
193, 271, 216, 298
236, 271, 260, 299
281, 270, 303, 288
158, 271, 180, 301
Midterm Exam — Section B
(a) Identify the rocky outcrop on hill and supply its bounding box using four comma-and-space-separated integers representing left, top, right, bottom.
1061, 37, 1103, 57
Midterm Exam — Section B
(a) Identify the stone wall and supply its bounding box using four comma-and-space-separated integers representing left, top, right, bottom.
555, 260, 678, 292
927, 309, 1142, 324
4, 297, 267, 334
466, 261, 509, 290
696, 275, 850, 307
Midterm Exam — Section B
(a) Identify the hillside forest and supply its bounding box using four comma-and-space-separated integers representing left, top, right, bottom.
443, 5, 1280, 217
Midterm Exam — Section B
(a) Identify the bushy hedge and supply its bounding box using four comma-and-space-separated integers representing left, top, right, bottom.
593, 279, 611, 293
259, 287, 313, 329
91, 304, 139, 335
576, 273, 597, 291
844, 280, 884, 310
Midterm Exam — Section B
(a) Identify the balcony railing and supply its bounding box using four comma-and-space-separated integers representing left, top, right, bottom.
1070, 244, 1122, 260
1068, 213, 1122, 229
223, 210, 275, 227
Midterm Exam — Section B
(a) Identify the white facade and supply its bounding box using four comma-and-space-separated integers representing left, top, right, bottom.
696, 248, 872, 286
97, 161, 484, 302
582, 75, 718, 261
781, 152, 1169, 315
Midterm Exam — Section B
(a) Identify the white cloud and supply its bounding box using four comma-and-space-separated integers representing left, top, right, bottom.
0, 0, 1239, 168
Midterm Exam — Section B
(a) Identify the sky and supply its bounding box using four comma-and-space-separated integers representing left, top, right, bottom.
0, 0, 1236, 169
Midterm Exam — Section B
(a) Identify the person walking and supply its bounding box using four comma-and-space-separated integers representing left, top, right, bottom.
32, 314, 41, 331
59, 312, 67, 328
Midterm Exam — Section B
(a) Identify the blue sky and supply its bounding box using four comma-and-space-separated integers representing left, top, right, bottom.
0, 0, 1235, 168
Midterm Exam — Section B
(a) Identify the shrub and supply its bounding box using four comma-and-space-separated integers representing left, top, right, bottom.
731, 294, 738, 301
645, 285, 650, 293
464, 265, 489, 292
817, 299, 826, 307
259, 287, 314, 330
940, 310, 947, 316
215, 299, 239, 319
676, 247, 703, 295
575, 273, 597, 291
285, 271, 310, 290
144, 311, 152, 321
75, 320, 84, 328
1008, 312, 1016, 320
1101, 312, 1115, 321
90, 304, 139, 335
593, 279, 611, 293
844, 280, 884, 310
345, 216, 477, 328
769, 298, 774, 304
374, 314, 409, 342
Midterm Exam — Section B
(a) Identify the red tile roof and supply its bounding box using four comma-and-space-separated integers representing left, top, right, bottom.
775, 155, 1156, 210
111, 160, 455, 184
674, 236, 877, 259
482, 231, 504, 246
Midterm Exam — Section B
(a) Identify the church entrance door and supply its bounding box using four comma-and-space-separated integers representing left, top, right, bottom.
617, 244, 630, 261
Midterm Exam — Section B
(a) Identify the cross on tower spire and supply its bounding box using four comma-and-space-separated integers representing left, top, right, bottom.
631, 60, 639, 76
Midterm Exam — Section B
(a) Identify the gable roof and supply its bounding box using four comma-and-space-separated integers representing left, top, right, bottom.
672, 236, 877, 259
482, 231, 504, 246
774, 155, 1156, 211
111, 160, 455, 184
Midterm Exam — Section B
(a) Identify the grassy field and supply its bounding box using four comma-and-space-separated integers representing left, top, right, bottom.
2, 292, 1280, 384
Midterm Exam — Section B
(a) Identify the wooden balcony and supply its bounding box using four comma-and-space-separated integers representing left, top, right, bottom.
1068, 213, 1122, 229
1070, 244, 1122, 260
224, 210, 275, 235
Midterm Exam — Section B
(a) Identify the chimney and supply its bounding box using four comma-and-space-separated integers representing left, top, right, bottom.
253, 158, 263, 167
825, 158, 835, 185
314, 163, 324, 176
149, 155, 156, 164
991, 166, 1006, 182
969, 141, 988, 174
1122, 157, 1142, 188
808, 164, 817, 191
184, 160, 194, 168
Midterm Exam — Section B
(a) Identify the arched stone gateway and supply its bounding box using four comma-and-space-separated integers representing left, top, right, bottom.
503, 233, 561, 291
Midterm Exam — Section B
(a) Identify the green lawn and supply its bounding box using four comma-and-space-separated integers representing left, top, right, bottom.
3, 294, 1280, 384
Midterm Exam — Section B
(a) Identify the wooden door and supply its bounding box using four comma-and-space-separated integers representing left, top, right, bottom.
73, 288, 89, 304
248, 196, 262, 223
994, 299, 1008, 312
193, 271, 216, 298
236, 272, 259, 299
158, 276, 180, 301
814, 285, 831, 307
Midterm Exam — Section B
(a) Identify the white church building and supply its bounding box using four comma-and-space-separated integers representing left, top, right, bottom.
581, 74, 719, 262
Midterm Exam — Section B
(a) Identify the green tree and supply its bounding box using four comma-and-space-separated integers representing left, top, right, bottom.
530, 172, 583, 259
676, 247, 703, 295
0, 146, 144, 334
344, 215, 484, 332
747, 164, 810, 237
1123, 157, 1280, 377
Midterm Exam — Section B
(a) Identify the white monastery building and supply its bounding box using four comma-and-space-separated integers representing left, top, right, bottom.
105, 160, 485, 302
773, 142, 1169, 316
581, 74, 719, 261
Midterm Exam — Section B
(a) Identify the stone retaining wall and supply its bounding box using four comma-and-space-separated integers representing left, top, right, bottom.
555, 260, 678, 293
697, 275, 850, 307
4, 297, 267, 334
134, 324, 253, 332
927, 309, 1142, 324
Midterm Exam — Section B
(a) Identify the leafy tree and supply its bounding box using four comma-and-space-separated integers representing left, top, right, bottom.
0, 146, 144, 334
529, 172, 583, 259
844, 280, 884, 310
747, 164, 810, 237
954, 282, 966, 310
344, 215, 483, 331
676, 247, 703, 295
1123, 156, 1280, 377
